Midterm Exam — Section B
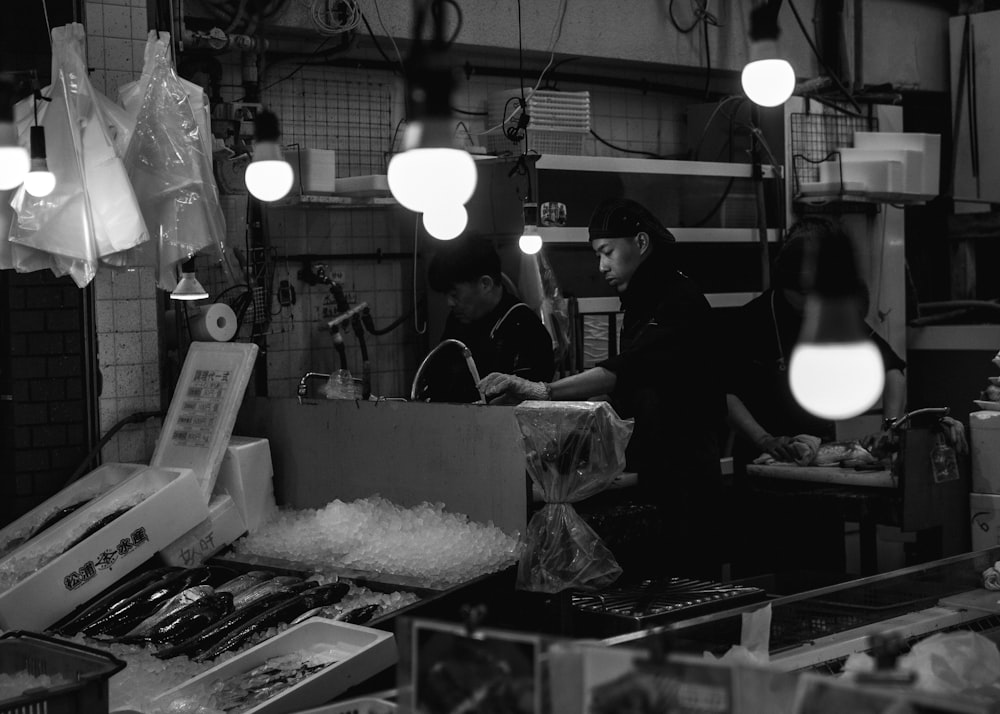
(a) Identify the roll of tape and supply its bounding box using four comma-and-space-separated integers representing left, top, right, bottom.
189, 303, 238, 342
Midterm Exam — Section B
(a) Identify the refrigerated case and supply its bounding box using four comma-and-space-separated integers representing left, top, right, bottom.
603, 547, 1000, 674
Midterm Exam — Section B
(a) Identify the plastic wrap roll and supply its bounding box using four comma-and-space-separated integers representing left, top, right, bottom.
189, 303, 237, 342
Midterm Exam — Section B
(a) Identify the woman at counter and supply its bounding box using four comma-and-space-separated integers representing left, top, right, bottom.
478, 198, 727, 579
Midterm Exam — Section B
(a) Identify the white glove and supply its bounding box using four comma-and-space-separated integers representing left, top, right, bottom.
478, 372, 549, 405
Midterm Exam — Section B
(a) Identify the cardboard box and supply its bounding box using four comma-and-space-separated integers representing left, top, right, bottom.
0, 466, 208, 632
971, 492, 1000, 551
160, 493, 248, 567
153, 618, 396, 714
215, 436, 277, 533
0, 462, 146, 558
971, 410, 1000, 494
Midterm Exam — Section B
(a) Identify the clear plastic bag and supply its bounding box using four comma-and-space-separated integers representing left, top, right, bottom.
7, 24, 147, 287
110, 31, 226, 291
517, 250, 571, 363
513, 401, 634, 592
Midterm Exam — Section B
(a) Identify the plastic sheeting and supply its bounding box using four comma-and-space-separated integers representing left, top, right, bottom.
109, 31, 227, 291
513, 401, 633, 593
6, 24, 147, 287
517, 249, 570, 364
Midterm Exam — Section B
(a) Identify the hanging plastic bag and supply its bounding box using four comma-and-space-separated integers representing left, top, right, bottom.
514, 401, 634, 593
8, 24, 147, 287
110, 31, 226, 291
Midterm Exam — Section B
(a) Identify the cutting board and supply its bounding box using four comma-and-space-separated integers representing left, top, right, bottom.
747, 463, 896, 488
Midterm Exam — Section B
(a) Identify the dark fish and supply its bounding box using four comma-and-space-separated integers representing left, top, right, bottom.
30, 500, 92, 539
81, 565, 217, 637
48, 566, 183, 636
154, 589, 309, 660
215, 571, 273, 597
62, 506, 133, 553
115, 585, 215, 642
194, 582, 350, 662
147, 592, 235, 645
336, 603, 380, 625
232, 577, 304, 609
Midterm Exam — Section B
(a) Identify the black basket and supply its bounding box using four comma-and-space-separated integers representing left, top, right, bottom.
0, 631, 125, 714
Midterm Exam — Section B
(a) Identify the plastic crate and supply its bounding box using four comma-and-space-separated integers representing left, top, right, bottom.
0, 631, 125, 714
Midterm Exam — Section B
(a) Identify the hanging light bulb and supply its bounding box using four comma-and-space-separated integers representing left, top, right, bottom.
387, 1, 477, 216
422, 203, 467, 240
787, 227, 885, 420
742, 1, 795, 107
24, 126, 55, 197
245, 110, 293, 202
518, 202, 541, 255
170, 258, 209, 301
0, 79, 29, 191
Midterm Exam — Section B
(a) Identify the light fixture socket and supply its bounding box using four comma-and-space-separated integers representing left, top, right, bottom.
29, 125, 46, 160
254, 109, 282, 143
522, 202, 539, 228
748, 0, 782, 42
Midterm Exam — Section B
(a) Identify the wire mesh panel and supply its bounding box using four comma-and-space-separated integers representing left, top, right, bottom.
269, 72, 393, 177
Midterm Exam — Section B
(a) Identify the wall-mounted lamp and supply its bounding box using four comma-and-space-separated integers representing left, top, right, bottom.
387, 0, 477, 240
24, 125, 55, 197
170, 258, 209, 301
742, 0, 795, 107
788, 228, 884, 420
245, 109, 293, 202
0, 78, 29, 191
518, 202, 541, 255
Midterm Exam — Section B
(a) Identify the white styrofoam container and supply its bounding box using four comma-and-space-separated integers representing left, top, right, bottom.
971, 492, 1000, 551
153, 618, 397, 714
160, 492, 248, 567
854, 132, 941, 199
0, 466, 208, 632
818, 158, 902, 196
0, 462, 146, 558
214, 436, 277, 533
838, 147, 926, 198
293, 148, 336, 194
971, 410, 1000, 494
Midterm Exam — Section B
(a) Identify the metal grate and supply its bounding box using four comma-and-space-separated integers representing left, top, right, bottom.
268, 72, 393, 177
571, 578, 765, 635
789, 108, 878, 212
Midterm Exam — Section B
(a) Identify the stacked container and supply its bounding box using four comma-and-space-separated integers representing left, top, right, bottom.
969, 410, 1000, 549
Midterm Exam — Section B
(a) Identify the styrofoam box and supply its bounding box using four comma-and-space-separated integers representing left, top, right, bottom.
0, 466, 208, 632
294, 148, 336, 194
818, 156, 904, 196
971, 493, 1000, 551
214, 436, 277, 533
0, 462, 146, 558
160, 492, 247, 567
854, 132, 941, 199
971, 410, 1000, 494
838, 147, 926, 198
153, 618, 397, 714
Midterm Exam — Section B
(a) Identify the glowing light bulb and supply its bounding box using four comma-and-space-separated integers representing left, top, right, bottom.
24, 165, 55, 197
741, 58, 795, 107
519, 229, 542, 255
789, 341, 885, 420
245, 150, 293, 202
0, 144, 29, 190
422, 204, 467, 240
388, 145, 477, 213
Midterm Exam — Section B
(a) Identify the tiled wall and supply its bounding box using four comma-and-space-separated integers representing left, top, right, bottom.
85, 0, 163, 464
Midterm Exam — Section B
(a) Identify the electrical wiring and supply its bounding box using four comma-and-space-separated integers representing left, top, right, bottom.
667, 0, 717, 34
360, 12, 403, 75
309, 0, 363, 34
412, 215, 427, 335
785, 0, 862, 114
366, 0, 405, 71
589, 129, 664, 159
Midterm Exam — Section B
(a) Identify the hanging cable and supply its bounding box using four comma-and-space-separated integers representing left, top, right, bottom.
412, 215, 427, 334
786, 0, 862, 114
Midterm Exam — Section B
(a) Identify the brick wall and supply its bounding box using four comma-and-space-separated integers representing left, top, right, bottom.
0, 270, 95, 525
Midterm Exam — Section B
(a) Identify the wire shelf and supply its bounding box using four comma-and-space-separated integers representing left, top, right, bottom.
269, 73, 393, 177
789, 109, 879, 214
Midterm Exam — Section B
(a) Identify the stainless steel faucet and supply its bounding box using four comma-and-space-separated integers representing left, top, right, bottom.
297, 372, 331, 403
410, 339, 484, 402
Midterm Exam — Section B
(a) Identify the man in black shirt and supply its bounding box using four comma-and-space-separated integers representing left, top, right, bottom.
418, 238, 555, 403
479, 199, 727, 578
